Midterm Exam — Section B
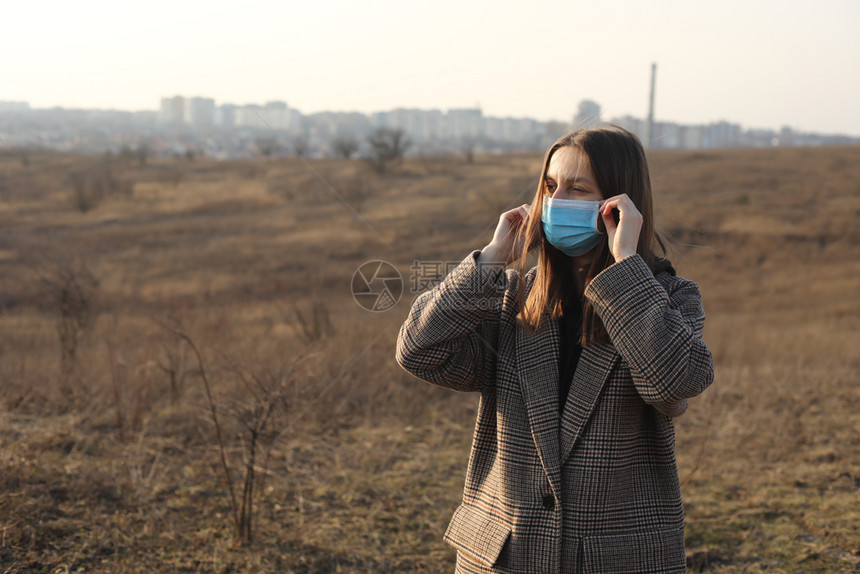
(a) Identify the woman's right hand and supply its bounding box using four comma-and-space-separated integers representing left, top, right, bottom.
479, 204, 535, 266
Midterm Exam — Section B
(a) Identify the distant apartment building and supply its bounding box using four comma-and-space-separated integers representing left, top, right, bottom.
484, 117, 543, 145
234, 104, 262, 128
446, 108, 483, 141
608, 114, 743, 150
159, 96, 185, 125
234, 101, 302, 132
0, 101, 30, 113
705, 121, 741, 147
312, 111, 368, 138
574, 100, 601, 128
215, 103, 237, 126
611, 115, 646, 141
184, 97, 215, 126
372, 108, 445, 142
680, 125, 705, 149
653, 122, 682, 149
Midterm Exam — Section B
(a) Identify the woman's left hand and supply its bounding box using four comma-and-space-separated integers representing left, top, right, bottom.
600, 194, 643, 263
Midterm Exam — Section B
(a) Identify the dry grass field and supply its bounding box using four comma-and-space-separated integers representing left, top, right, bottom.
0, 144, 858, 573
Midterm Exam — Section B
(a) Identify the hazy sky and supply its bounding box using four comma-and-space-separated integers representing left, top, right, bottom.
3, 0, 859, 135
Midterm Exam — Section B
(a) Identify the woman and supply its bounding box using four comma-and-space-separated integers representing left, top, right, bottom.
395, 126, 714, 573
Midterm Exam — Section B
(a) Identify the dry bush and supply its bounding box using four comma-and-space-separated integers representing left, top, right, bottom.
157, 321, 310, 545
290, 299, 335, 344
265, 173, 294, 200
153, 329, 191, 404
291, 134, 309, 158
254, 136, 280, 158
103, 317, 173, 442
331, 135, 359, 159
37, 260, 100, 389
159, 164, 184, 188
366, 128, 410, 174
67, 155, 134, 212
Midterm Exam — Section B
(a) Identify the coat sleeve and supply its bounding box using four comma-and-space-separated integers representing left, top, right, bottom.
584, 254, 715, 417
395, 250, 511, 393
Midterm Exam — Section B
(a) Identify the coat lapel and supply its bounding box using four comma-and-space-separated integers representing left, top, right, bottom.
516, 316, 563, 496
559, 344, 618, 466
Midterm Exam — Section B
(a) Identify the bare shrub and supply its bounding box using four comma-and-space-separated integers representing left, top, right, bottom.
137, 143, 150, 167
291, 300, 335, 344
0, 292, 20, 315
332, 171, 376, 213
40, 260, 100, 384
161, 165, 184, 188
366, 128, 410, 174
266, 174, 294, 201
105, 319, 158, 442
254, 137, 279, 159
220, 352, 300, 544
332, 136, 359, 159
292, 135, 309, 158
119, 143, 150, 167
154, 331, 190, 404
159, 323, 303, 545
69, 170, 100, 212
68, 155, 134, 212
461, 139, 477, 164
126, 427, 167, 502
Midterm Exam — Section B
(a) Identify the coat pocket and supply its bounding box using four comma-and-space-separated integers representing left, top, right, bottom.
443, 503, 511, 568
582, 528, 686, 573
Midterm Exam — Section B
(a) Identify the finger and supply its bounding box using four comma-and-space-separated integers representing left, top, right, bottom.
600, 195, 630, 214
602, 195, 638, 214
601, 209, 618, 234
599, 199, 617, 218
505, 204, 530, 220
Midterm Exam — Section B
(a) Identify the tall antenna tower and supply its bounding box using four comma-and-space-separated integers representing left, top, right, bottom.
645, 62, 656, 148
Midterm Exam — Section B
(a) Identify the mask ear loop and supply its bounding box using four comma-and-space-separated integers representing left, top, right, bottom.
593, 202, 607, 235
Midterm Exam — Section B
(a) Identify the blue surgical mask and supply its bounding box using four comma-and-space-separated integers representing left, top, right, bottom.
541, 197, 604, 256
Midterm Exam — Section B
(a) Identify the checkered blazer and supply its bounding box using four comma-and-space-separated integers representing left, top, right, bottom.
396, 250, 715, 573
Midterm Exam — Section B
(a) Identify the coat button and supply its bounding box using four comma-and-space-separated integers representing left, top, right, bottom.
542, 494, 555, 510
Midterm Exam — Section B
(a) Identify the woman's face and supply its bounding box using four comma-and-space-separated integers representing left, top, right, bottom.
543, 146, 603, 202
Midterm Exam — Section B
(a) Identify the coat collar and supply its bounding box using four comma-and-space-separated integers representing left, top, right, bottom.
560, 343, 618, 465
516, 314, 563, 494
516, 315, 618, 495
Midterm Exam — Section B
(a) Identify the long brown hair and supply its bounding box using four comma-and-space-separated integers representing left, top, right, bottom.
515, 125, 664, 345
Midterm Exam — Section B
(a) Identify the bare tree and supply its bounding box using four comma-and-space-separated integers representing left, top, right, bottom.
292, 135, 309, 158
366, 128, 410, 174
155, 333, 190, 403
40, 260, 100, 381
158, 322, 302, 545
68, 156, 134, 212
220, 354, 297, 544
254, 136, 279, 159
137, 142, 150, 167
461, 139, 477, 164
331, 136, 359, 159
120, 143, 150, 167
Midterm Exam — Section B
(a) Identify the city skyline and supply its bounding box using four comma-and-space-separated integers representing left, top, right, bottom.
3, 1, 860, 137
5, 94, 853, 162
3, 91, 856, 143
